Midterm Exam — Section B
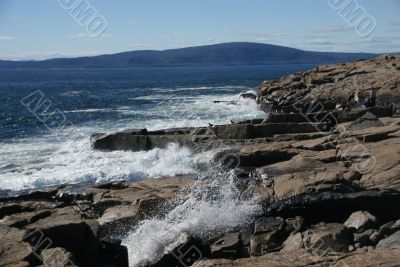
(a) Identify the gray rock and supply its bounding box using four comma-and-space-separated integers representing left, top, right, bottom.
1, 210, 52, 228
376, 230, 400, 249
348, 112, 384, 131
353, 229, 376, 246
211, 232, 241, 259
254, 217, 285, 235
213, 124, 254, 139
282, 233, 304, 251
373, 220, 400, 243
302, 223, 351, 255
344, 211, 378, 231
250, 217, 288, 256
240, 92, 257, 100
152, 233, 205, 267
24, 207, 99, 267
0, 225, 35, 267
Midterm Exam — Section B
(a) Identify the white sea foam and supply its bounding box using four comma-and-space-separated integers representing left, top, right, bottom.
64, 108, 110, 113
123, 170, 262, 266
0, 139, 201, 191
60, 90, 89, 97
122, 91, 264, 130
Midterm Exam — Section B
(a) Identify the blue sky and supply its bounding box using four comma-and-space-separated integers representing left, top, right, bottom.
0, 0, 399, 60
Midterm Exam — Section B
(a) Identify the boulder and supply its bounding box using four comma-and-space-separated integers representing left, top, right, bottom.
254, 217, 285, 235
372, 220, 400, 244
24, 207, 99, 267
341, 106, 394, 123
93, 177, 193, 236
240, 92, 257, 100
348, 112, 384, 131
152, 233, 206, 267
376, 230, 400, 249
0, 225, 35, 267
1, 210, 52, 228
353, 229, 376, 246
211, 232, 241, 259
236, 142, 297, 168
98, 204, 141, 236
281, 233, 304, 252
91, 130, 195, 152
302, 223, 351, 254
250, 217, 288, 256
344, 211, 378, 232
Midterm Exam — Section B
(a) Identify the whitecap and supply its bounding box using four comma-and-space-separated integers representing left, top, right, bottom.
0, 139, 201, 191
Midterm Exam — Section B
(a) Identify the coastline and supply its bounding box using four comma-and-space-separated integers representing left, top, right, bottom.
2, 54, 400, 266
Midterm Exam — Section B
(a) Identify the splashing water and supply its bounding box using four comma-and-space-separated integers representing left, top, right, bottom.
0, 141, 204, 191
123, 168, 262, 266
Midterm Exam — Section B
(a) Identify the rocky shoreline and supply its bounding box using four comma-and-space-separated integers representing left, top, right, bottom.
2, 54, 400, 267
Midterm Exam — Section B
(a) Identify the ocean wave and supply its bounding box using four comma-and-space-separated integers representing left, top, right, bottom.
64, 108, 111, 114
60, 90, 89, 97
0, 140, 202, 191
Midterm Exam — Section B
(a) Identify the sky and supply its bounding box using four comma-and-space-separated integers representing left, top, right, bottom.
0, 0, 399, 60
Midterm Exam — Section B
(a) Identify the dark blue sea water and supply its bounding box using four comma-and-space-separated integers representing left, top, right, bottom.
0, 64, 314, 191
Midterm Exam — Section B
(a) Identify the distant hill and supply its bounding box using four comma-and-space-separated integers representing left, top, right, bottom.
0, 42, 377, 68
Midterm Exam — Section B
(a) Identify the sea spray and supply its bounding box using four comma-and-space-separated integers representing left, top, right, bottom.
0, 141, 201, 191
123, 164, 262, 266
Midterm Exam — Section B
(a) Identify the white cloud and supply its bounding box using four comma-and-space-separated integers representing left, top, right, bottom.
0, 51, 102, 61
67, 33, 112, 39
0, 36, 15, 41
130, 43, 154, 48
297, 35, 400, 53
205, 38, 225, 44
304, 39, 339, 46
314, 25, 353, 33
